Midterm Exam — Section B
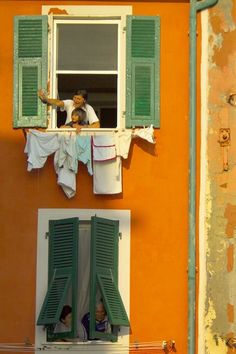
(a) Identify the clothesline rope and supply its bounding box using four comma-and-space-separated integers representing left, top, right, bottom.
0, 340, 176, 353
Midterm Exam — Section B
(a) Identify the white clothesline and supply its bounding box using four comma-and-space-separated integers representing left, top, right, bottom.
0, 340, 175, 352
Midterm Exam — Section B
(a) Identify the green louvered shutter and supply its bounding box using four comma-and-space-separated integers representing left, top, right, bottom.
89, 216, 129, 341
13, 16, 48, 128
37, 218, 79, 340
97, 273, 129, 326
126, 16, 160, 128
37, 270, 71, 325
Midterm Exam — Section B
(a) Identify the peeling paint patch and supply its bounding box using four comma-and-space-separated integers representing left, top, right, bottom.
227, 304, 234, 323
208, 22, 223, 69
212, 30, 236, 68
48, 8, 68, 15
224, 203, 236, 238
205, 299, 227, 354
227, 245, 234, 272
212, 0, 235, 32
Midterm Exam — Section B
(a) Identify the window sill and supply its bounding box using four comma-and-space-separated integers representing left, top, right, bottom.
39, 340, 125, 351
46, 128, 129, 133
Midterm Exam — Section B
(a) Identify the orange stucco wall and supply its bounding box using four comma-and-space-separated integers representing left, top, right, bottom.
0, 1, 192, 353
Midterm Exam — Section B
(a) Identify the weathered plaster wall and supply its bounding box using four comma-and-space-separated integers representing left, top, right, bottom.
203, 0, 236, 353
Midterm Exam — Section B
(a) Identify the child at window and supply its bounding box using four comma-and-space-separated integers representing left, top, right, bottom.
60, 108, 87, 133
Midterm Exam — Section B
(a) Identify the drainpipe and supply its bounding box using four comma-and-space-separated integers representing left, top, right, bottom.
188, 1, 218, 354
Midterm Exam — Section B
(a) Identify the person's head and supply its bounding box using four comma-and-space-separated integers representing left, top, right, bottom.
95, 302, 106, 321
71, 108, 84, 123
60, 305, 72, 327
73, 90, 88, 108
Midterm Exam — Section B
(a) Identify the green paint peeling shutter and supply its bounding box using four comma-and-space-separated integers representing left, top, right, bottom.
13, 16, 48, 128
89, 216, 129, 341
126, 16, 160, 128
37, 218, 79, 340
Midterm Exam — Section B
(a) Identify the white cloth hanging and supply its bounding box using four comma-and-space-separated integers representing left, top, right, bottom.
92, 135, 116, 162
115, 130, 132, 159
92, 135, 121, 194
133, 125, 156, 143
24, 129, 59, 171
54, 133, 78, 198
93, 157, 122, 194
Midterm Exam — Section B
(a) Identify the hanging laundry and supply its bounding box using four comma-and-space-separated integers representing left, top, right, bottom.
54, 133, 78, 199
93, 157, 122, 194
92, 135, 121, 194
92, 135, 116, 162
133, 125, 156, 144
24, 129, 59, 171
115, 130, 132, 159
76, 136, 93, 175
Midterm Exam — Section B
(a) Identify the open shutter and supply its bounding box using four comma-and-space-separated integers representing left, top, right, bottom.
13, 16, 48, 128
126, 16, 160, 128
37, 270, 71, 325
37, 218, 79, 340
97, 273, 129, 326
89, 216, 129, 341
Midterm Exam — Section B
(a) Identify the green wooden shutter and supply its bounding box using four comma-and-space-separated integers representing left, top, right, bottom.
37, 218, 79, 340
13, 16, 48, 128
126, 16, 160, 128
97, 273, 129, 326
89, 216, 129, 341
37, 270, 71, 325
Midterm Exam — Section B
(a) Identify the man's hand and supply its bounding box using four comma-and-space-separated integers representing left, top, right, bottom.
38, 89, 48, 103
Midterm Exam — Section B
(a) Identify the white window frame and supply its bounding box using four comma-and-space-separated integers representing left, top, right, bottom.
35, 208, 130, 354
42, 6, 132, 132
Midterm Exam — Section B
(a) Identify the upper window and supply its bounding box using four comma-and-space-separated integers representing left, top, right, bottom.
13, 7, 160, 130
54, 19, 119, 129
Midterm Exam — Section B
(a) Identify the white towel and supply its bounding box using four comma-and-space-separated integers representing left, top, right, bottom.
93, 157, 122, 195
92, 135, 116, 162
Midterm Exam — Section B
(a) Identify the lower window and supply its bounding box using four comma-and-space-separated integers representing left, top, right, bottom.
35, 209, 130, 352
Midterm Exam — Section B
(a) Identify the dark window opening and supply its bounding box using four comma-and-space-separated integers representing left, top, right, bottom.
57, 74, 117, 128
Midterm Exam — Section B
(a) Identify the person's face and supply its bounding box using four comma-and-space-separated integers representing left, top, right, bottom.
71, 114, 80, 123
95, 303, 106, 321
62, 312, 72, 328
73, 95, 85, 107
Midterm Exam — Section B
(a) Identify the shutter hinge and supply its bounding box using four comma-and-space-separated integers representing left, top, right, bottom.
45, 232, 49, 239
123, 26, 126, 32
119, 232, 122, 240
